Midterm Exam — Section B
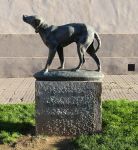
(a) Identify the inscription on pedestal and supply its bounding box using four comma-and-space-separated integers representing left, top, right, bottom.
35, 81, 102, 135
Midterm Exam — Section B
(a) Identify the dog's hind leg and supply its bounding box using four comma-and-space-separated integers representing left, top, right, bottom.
44, 48, 57, 73
91, 53, 101, 71
57, 46, 65, 69
74, 44, 86, 71
87, 43, 101, 71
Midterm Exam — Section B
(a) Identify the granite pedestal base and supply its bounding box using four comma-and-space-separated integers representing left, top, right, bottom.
35, 70, 103, 136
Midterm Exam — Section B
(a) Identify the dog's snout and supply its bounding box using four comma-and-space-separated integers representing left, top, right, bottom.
23, 15, 27, 21
23, 15, 27, 18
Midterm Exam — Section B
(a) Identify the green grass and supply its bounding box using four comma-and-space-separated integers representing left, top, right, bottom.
0, 104, 35, 143
0, 100, 137, 150
73, 100, 138, 150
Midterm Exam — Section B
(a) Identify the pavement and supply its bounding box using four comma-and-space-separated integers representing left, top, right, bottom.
0, 75, 137, 104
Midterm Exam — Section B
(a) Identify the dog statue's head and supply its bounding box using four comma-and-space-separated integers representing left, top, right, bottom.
23, 15, 46, 33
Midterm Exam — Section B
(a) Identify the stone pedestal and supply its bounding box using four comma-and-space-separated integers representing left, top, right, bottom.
35, 70, 104, 136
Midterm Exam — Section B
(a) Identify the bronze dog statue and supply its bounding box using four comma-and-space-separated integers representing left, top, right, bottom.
23, 15, 101, 73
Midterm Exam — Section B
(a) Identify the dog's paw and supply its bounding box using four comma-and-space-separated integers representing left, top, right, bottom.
43, 69, 49, 75
95, 69, 101, 72
71, 68, 80, 72
57, 66, 64, 70
75, 69, 80, 72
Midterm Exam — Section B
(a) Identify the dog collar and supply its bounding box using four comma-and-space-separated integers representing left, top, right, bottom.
35, 26, 40, 33
35, 23, 48, 33
35, 24, 41, 33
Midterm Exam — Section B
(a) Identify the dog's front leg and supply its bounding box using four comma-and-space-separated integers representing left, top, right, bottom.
44, 48, 56, 74
57, 47, 65, 69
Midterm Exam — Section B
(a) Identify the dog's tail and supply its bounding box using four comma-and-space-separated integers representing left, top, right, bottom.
94, 32, 101, 53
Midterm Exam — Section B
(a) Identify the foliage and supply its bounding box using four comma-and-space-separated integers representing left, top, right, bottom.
73, 100, 138, 150
0, 100, 137, 149
0, 104, 35, 144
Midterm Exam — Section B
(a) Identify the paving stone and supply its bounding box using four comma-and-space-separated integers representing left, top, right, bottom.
0, 75, 137, 104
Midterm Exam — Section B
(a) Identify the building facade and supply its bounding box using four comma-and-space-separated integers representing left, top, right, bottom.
0, 0, 137, 77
